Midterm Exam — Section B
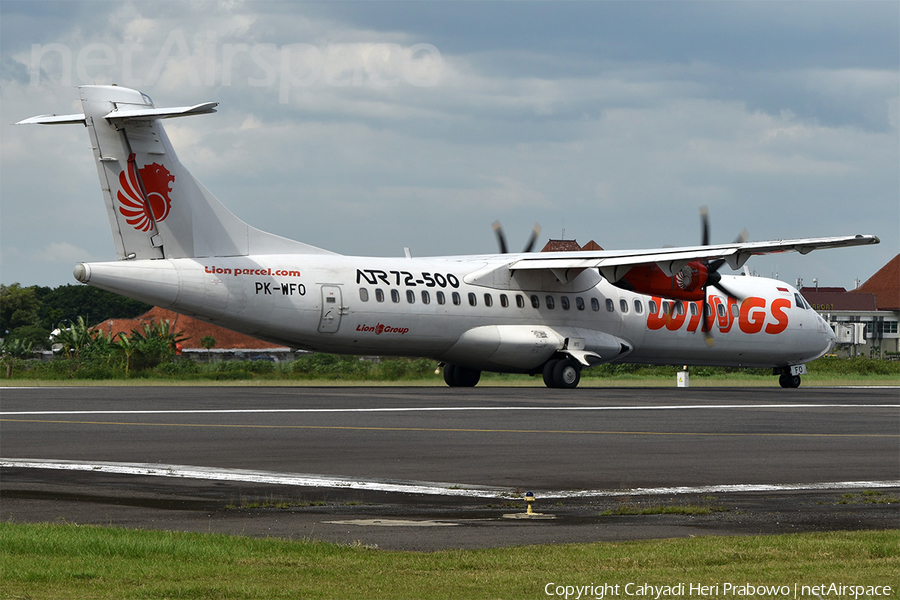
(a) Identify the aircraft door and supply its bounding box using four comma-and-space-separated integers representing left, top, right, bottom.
318, 285, 345, 333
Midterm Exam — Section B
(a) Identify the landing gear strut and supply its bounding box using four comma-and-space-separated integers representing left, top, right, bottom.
443, 364, 481, 387
542, 358, 582, 389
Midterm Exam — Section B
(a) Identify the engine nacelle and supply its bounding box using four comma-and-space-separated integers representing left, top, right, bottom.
616, 261, 711, 302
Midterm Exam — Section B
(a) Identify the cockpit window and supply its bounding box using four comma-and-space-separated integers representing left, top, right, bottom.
794, 293, 811, 310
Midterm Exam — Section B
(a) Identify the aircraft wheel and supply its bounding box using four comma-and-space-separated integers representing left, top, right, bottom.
552, 358, 581, 389
542, 359, 560, 388
444, 364, 480, 387
779, 373, 801, 388
443, 364, 458, 386
455, 366, 481, 387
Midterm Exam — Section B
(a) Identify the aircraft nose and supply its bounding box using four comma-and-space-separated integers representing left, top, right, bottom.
819, 316, 837, 354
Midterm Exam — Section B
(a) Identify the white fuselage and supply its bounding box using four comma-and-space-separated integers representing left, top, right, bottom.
77, 252, 836, 373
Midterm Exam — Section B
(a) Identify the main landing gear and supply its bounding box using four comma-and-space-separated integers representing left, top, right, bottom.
442, 359, 584, 389
443, 363, 481, 387
542, 358, 582, 389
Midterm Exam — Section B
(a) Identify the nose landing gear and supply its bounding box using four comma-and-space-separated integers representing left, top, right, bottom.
778, 367, 802, 388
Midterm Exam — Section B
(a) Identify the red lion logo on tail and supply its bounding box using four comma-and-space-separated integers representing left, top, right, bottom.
117, 161, 174, 232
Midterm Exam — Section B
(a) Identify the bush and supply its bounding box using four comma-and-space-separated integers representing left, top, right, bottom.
156, 359, 201, 376
290, 353, 371, 379
70, 363, 120, 380
808, 356, 900, 376
374, 358, 437, 380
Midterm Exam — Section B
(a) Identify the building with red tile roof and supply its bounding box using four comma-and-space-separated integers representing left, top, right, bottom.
854, 253, 899, 311
803, 254, 900, 357
93, 307, 291, 360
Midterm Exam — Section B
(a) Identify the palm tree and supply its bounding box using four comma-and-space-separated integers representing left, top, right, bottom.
114, 333, 139, 377
52, 316, 95, 359
200, 335, 217, 362
0, 338, 34, 378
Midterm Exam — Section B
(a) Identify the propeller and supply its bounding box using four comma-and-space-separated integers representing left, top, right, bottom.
698, 207, 747, 345
492, 221, 541, 254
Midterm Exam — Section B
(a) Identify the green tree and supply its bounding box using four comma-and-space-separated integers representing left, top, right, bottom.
6, 324, 52, 350
0, 284, 41, 334
128, 320, 187, 370
0, 338, 34, 378
200, 335, 217, 362
52, 316, 112, 360
35, 284, 151, 329
114, 333, 139, 377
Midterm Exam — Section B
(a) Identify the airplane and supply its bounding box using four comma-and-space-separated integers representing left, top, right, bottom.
18, 85, 880, 389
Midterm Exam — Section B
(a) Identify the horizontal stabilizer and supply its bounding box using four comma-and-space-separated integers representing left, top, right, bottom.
17, 103, 218, 126
103, 102, 218, 122
16, 113, 86, 125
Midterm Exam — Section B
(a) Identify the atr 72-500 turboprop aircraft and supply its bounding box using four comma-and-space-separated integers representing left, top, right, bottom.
20, 85, 880, 388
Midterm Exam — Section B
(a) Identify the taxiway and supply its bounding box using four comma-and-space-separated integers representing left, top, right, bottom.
2, 385, 898, 550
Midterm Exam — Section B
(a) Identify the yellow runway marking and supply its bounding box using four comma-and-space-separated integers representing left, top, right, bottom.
2, 418, 896, 438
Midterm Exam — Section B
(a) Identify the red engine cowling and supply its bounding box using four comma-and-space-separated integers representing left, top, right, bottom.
618, 261, 711, 302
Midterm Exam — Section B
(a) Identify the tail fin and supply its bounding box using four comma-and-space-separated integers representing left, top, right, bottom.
18, 85, 332, 260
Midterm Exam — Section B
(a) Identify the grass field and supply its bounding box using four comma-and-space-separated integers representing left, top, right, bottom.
1, 523, 897, 600
3, 353, 898, 386
2, 374, 897, 387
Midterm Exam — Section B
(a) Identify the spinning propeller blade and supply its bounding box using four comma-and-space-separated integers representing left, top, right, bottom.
492, 221, 541, 254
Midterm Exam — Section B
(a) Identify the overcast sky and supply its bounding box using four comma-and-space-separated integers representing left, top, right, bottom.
1, 1, 897, 290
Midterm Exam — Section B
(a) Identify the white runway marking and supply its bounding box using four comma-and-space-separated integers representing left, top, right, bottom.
2, 403, 898, 416
2, 458, 898, 500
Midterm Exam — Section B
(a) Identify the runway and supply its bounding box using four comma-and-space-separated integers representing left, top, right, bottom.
2, 386, 898, 549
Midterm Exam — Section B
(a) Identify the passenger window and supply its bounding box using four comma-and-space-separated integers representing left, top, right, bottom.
576, 297, 585, 311
359, 288, 369, 302
407, 290, 415, 304
391, 289, 400, 303
452, 292, 461, 306
649, 300, 658, 314
500, 294, 509, 308
484, 294, 493, 307
516, 295, 526, 308
591, 298, 600, 311
717, 303, 726, 317
662, 302, 671, 315
545, 296, 555, 309
561, 296, 570, 310
731, 303, 739, 317
375, 288, 385, 303
436, 291, 445, 305
676, 301, 685, 315
421, 291, 430, 304
620, 299, 629, 313
690, 302, 699, 316
634, 299, 643, 314
606, 298, 614, 312
531, 295, 540, 309
468, 292, 477, 307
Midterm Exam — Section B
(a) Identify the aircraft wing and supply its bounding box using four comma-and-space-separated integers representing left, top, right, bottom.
507, 234, 880, 282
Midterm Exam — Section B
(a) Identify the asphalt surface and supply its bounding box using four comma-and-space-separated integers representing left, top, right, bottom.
2, 385, 898, 550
